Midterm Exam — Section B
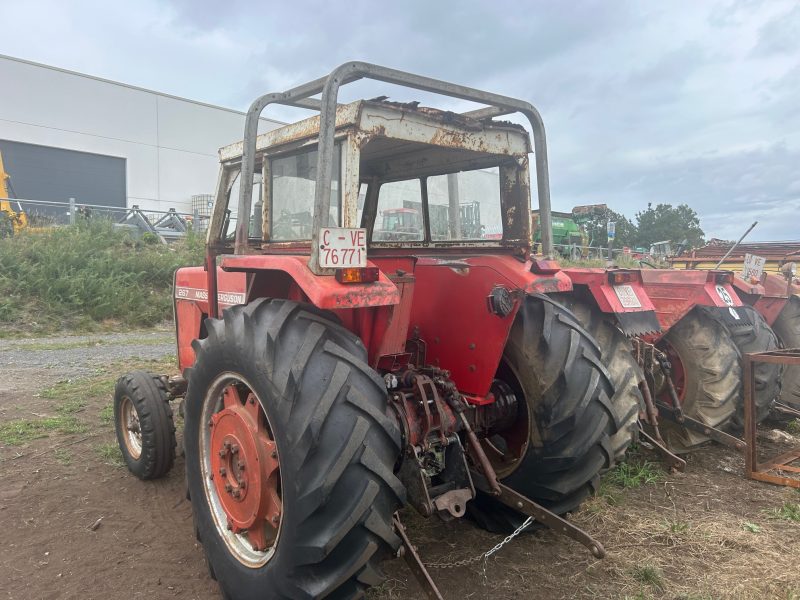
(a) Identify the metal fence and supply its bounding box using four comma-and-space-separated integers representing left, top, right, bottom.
6, 197, 210, 240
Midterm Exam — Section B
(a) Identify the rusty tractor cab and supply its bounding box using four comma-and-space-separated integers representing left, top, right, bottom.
112, 63, 624, 599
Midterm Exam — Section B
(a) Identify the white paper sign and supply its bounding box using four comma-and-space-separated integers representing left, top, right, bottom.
742, 253, 766, 281
613, 284, 642, 308
319, 228, 367, 268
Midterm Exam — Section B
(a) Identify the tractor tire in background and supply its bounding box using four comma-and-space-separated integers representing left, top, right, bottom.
551, 295, 642, 464
468, 294, 616, 534
183, 299, 404, 600
114, 370, 176, 480
724, 305, 782, 428
657, 309, 739, 451
772, 296, 800, 409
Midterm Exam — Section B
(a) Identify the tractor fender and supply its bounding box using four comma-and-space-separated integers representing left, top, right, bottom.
561, 268, 661, 336
221, 254, 400, 309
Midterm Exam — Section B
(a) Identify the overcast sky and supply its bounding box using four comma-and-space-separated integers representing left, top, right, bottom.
3, 0, 799, 241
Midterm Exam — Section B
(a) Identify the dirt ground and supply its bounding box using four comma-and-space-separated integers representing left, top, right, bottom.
1, 333, 800, 600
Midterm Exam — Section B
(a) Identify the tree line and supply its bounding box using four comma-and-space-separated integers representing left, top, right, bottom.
583, 203, 705, 250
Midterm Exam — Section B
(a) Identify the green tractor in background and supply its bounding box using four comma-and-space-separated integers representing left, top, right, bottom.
532, 204, 606, 260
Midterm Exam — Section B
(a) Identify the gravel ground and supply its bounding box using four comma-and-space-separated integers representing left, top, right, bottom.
0, 330, 175, 400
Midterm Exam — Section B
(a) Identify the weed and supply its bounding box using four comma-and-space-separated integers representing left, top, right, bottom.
99, 403, 115, 424
606, 460, 664, 489
788, 419, 800, 436
664, 519, 689, 534
742, 521, 762, 533
96, 443, 125, 467
630, 564, 664, 590
0, 416, 86, 446
766, 502, 800, 522
54, 447, 72, 465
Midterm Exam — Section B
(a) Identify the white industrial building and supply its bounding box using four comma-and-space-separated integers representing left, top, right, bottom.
0, 54, 282, 215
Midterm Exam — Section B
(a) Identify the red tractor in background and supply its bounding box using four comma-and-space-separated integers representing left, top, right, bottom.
672, 242, 800, 411
111, 63, 656, 599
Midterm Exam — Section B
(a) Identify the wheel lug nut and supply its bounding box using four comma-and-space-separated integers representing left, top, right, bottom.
238, 462, 245, 471
231, 444, 239, 454
225, 483, 232, 492
224, 440, 231, 449
218, 449, 226, 457
219, 467, 227, 476
240, 481, 247, 489
232, 490, 241, 498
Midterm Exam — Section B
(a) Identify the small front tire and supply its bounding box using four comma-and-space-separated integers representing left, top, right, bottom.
114, 370, 176, 480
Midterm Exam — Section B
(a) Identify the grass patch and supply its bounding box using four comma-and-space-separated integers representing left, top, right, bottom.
99, 403, 115, 424
766, 502, 800, 522
0, 219, 203, 336
742, 521, 762, 533
663, 519, 689, 534
630, 564, 665, 590
787, 419, 800, 436
12, 338, 108, 351
96, 442, 125, 467
54, 447, 72, 465
0, 415, 86, 446
40, 375, 117, 405
606, 460, 664, 489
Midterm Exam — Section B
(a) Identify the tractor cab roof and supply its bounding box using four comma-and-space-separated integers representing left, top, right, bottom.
218, 99, 532, 168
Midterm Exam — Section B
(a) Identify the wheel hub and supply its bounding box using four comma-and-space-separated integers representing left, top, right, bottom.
119, 396, 143, 459
209, 386, 281, 552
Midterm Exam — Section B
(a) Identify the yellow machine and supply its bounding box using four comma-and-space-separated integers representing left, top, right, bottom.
0, 150, 29, 236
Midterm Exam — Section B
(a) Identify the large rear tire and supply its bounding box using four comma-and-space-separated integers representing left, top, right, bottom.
772, 297, 800, 408
724, 306, 782, 428
468, 295, 615, 533
184, 299, 404, 600
551, 295, 642, 464
657, 309, 738, 451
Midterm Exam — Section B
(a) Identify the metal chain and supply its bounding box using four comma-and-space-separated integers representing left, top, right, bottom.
425, 516, 534, 569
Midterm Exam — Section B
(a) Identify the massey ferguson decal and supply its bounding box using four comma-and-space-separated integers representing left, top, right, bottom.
175, 287, 246, 306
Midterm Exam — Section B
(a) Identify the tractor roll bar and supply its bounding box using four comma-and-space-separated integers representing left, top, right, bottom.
235, 61, 554, 265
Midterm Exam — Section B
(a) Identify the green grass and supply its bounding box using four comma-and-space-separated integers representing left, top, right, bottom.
99, 403, 114, 424
54, 447, 72, 465
606, 460, 664, 489
663, 519, 689, 534
0, 415, 86, 446
630, 564, 664, 590
0, 219, 204, 336
766, 502, 800, 522
742, 521, 762, 533
787, 419, 800, 436
40, 375, 116, 405
6, 333, 172, 350
96, 442, 125, 467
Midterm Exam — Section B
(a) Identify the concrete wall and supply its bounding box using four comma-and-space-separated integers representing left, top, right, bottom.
0, 54, 282, 213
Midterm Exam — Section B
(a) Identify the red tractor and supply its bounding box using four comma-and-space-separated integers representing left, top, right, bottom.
112, 63, 648, 599
555, 265, 784, 463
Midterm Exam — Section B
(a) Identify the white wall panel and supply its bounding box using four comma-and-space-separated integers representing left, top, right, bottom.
0, 54, 283, 212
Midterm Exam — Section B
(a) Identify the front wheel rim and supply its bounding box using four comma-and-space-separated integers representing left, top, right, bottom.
200, 373, 282, 568
119, 396, 143, 459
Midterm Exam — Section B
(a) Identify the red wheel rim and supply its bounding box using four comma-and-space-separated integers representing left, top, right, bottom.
201, 375, 282, 566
